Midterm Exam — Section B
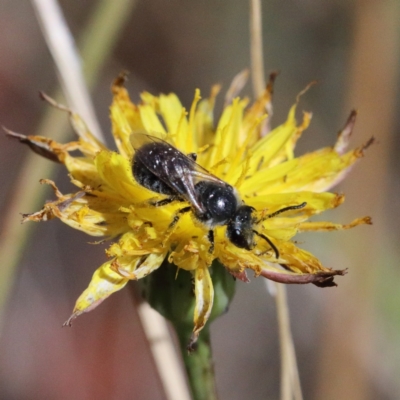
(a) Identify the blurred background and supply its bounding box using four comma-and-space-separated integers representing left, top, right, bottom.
0, 0, 399, 399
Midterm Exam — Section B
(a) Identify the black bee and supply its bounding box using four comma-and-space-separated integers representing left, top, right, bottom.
131, 133, 305, 257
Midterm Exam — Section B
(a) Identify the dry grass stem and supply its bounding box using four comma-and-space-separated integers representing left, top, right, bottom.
250, 1, 303, 398
31, 0, 104, 140
250, 0, 265, 98
137, 302, 192, 400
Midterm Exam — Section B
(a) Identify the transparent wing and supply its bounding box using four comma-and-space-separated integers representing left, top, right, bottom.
131, 133, 227, 213
131, 133, 224, 183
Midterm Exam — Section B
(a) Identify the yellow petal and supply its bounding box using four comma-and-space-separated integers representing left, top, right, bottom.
139, 104, 167, 135
240, 158, 299, 194
250, 191, 344, 215
111, 79, 143, 157
107, 231, 160, 257
159, 93, 185, 133
169, 239, 209, 271
190, 266, 214, 348
247, 103, 298, 173
185, 89, 202, 153
205, 98, 247, 173
94, 150, 148, 202
194, 84, 220, 150
271, 111, 312, 166
64, 155, 103, 189
113, 252, 167, 280
217, 241, 265, 275
58, 198, 129, 237
64, 251, 166, 325
63, 259, 129, 325
298, 216, 372, 232
278, 241, 329, 274
243, 143, 366, 195
22, 181, 128, 237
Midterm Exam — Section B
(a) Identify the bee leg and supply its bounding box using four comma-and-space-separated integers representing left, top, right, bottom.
168, 206, 192, 229
148, 196, 183, 207
162, 206, 192, 247
253, 230, 280, 259
207, 230, 215, 254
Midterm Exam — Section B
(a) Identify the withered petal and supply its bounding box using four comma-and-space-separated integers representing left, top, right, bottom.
260, 267, 347, 286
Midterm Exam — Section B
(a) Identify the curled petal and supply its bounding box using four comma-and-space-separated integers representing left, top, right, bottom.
63, 259, 129, 326
4, 127, 98, 163
22, 181, 129, 237
224, 69, 249, 108
278, 241, 332, 275
188, 266, 214, 351
39, 92, 105, 154
112, 252, 167, 280
260, 267, 346, 287
5, 129, 65, 163
228, 269, 250, 283
334, 110, 357, 155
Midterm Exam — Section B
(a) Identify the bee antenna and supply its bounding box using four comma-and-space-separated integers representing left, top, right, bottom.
252, 230, 279, 259
259, 202, 307, 222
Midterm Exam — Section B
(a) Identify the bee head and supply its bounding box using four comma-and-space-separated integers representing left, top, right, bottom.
226, 205, 256, 250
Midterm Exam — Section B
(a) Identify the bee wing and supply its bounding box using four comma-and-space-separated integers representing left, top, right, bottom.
131, 133, 225, 213
130, 131, 165, 149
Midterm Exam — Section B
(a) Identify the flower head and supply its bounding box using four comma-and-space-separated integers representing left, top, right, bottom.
11, 72, 371, 346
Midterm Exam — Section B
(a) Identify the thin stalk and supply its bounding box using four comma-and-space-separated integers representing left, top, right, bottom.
250, 0, 265, 98
275, 284, 303, 400
276, 285, 291, 400
31, 0, 104, 140
249, 1, 303, 399
137, 302, 192, 400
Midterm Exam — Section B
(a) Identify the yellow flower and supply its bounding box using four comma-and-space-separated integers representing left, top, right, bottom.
11, 73, 371, 346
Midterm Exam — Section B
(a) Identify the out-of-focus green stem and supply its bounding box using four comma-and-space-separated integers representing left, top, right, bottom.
79, 0, 137, 88
0, 0, 137, 331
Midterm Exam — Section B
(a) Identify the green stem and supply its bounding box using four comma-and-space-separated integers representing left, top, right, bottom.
176, 326, 217, 400
140, 259, 235, 400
